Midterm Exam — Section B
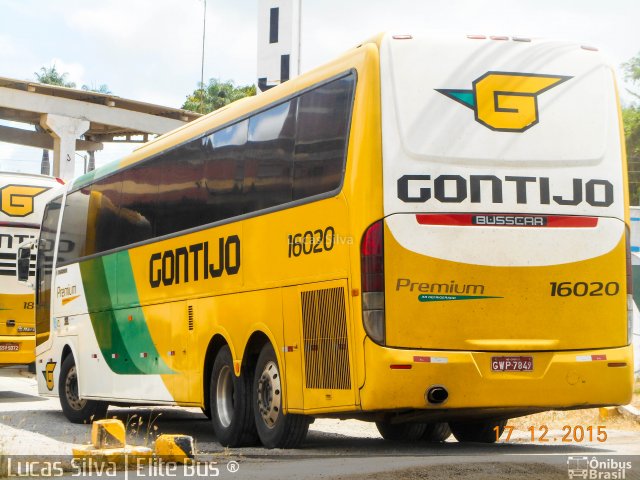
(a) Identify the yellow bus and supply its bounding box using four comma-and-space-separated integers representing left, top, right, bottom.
1, 172, 63, 367
23, 32, 633, 448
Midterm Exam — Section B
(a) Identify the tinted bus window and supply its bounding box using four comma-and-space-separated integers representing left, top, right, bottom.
57, 188, 90, 263
36, 196, 62, 346
201, 120, 248, 223
246, 100, 296, 212
91, 176, 123, 253
155, 140, 207, 237
119, 163, 159, 245
293, 74, 355, 199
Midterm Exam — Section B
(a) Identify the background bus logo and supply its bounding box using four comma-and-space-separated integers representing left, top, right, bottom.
43, 361, 56, 391
436, 72, 571, 132
0, 185, 50, 217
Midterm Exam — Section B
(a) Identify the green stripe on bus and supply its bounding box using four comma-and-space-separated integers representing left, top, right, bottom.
418, 294, 502, 302
80, 254, 172, 375
72, 161, 123, 190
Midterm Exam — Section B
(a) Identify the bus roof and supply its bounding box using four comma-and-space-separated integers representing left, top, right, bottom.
0, 171, 63, 184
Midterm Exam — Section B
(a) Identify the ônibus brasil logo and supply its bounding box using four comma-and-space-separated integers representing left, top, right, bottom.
436, 72, 571, 132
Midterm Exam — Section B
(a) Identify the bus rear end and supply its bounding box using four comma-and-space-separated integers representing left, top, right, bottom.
0, 173, 62, 366
360, 34, 633, 425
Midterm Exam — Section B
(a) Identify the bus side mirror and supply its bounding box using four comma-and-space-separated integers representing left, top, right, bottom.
17, 244, 33, 284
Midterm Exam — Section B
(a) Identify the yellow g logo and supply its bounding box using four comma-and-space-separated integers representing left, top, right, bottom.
437, 72, 571, 132
0, 185, 50, 217
43, 361, 57, 391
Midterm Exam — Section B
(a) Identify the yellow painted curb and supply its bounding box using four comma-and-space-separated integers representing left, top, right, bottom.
72, 445, 153, 466
91, 419, 126, 449
154, 434, 194, 463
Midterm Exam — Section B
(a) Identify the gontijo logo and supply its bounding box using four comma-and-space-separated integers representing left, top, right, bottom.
436, 72, 571, 132
0, 184, 50, 217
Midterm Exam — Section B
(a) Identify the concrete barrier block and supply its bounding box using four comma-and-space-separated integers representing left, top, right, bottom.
154, 434, 194, 463
91, 419, 126, 449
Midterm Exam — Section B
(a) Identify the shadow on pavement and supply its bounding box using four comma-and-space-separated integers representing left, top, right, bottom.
0, 404, 623, 457
0, 390, 47, 402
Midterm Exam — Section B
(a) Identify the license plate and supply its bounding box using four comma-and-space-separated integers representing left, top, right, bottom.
0, 343, 19, 352
491, 356, 533, 372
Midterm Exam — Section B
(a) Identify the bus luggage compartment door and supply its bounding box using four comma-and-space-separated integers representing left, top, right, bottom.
286, 280, 356, 411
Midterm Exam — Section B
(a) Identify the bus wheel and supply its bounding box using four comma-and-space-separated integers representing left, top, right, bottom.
449, 419, 507, 443
59, 355, 108, 424
252, 344, 310, 448
421, 422, 452, 442
375, 421, 426, 441
209, 346, 257, 447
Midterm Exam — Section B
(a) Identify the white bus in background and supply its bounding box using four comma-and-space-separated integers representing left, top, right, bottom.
0, 172, 63, 367
629, 206, 640, 375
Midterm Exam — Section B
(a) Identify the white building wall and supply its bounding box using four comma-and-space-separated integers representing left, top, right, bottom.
257, 0, 301, 92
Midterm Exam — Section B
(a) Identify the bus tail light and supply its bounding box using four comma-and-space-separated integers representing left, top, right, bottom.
626, 227, 634, 345
361, 220, 385, 344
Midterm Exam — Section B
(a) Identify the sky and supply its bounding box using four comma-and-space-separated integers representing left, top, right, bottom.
0, 0, 639, 176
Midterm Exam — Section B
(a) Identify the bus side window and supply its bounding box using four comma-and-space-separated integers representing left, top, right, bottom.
155, 141, 207, 237
36, 196, 62, 346
293, 73, 355, 200
246, 100, 297, 212
201, 120, 248, 224
91, 176, 123, 254
57, 188, 90, 263
118, 163, 158, 246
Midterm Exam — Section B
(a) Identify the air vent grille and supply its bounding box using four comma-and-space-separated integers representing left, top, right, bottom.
301, 287, 350, 390
187, 305, 194, 331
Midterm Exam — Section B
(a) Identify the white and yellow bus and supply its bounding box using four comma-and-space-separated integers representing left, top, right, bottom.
1, 172, 63, 366
23, 32, 634, 447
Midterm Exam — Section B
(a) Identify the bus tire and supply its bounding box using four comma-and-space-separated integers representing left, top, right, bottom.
375, 421, 426, 441
252, 344, 310, 449
421, 422, 452, 442
449, 419, 507, 443
209, 345, 257, 447
59, 355, 108, 424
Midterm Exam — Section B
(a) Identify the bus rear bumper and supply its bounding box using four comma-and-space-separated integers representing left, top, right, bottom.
0, 336, 35, 366
360, 339, 634, 413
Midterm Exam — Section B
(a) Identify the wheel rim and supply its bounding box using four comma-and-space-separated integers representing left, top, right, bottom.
216, 365, 234, 428
256, 360, 281, 429
65, 366, 86, 411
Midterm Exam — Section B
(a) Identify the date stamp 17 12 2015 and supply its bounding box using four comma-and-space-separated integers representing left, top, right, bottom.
498, 425, 608, 443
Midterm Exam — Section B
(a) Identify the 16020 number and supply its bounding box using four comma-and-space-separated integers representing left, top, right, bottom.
288, 226, 335, 258
549, 281, 620, 297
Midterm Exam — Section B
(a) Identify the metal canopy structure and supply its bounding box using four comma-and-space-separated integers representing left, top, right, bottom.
0, 76, 201, 180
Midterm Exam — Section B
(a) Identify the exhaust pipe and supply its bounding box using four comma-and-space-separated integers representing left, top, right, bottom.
426, 385, 448, 404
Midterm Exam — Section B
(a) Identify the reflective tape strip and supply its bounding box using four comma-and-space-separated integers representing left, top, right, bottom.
413, 356, 448, 363
576, 354, 607, 362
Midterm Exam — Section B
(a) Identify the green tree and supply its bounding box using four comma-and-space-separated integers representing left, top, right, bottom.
81, 83, 112, 94
34, 65, 76, 88
623, 55, 640, 101
623, 52, 640, 204
624, 106, 640, 158
182, 78, 256, 114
